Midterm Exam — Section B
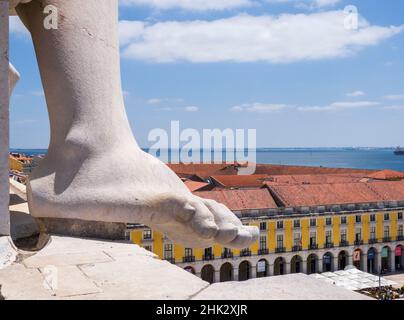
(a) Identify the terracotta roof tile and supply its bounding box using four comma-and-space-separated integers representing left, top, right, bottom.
184, 180, 211, 192
194, 188, 278, 211
253, 164, 375, 176
367, 170, 404, 180
211, 174, 270, 188
167, 163, 239, 178
269, 181, 404, 207
264, 173, 366, 186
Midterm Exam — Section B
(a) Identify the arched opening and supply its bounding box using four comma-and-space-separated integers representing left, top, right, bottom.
338, 251, 348, 270
201, 264, 215, 284
307, 254, 318, 274
381, 246, 391, 273
291, 255, 303, 273
274, 257, 286, 275
323, 252, 333, 272
238, 261, 251, 281
184, 266, 196, 274
220, 262, 233, 282
367, 248, 377, 274
256, 259, 269, 278
395, 245, 403, 271
353, 249, 363, 270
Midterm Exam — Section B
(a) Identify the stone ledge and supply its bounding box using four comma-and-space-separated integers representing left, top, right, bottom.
193, 273, 372, 300
0, 235, 372, 300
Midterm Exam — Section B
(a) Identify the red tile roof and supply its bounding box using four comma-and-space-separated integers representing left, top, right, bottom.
194, 189, 278, 211
167, 163, 240, 178
253, 164, 375, 176
264, 173, 366, 186
211, 174, 270, 188
367, 170, 404, 180
268, 181, 404, 207
184, 180, 211, 192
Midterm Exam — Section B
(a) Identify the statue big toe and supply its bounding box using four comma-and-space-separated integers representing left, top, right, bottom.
13, 0, 259, 248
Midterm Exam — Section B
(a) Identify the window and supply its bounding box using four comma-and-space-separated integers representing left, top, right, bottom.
326, 217, 332, 226
204, 247, 213, 258
277, 234, 284, 248
341, 229, 347, 242
355, 228, 362, 241
398, 212, 403, 220
384, 226, 390, 238
310, 218, 316, 227
326, 230, 332, 244
293, 233, 301, 246
370, 214, 376, 222
143, 229, 152, 240
310, 232, 316, 246
185, 248, 193, 257
294, 219, 301, 228
355, 215, 361, 223
259, 222, 267, 231
144, 245, 153, 252
370, 227, 376, 240
260, 236, 267, 250
341, 216, 347, 225
384, 213, 390, 221
164, 244, 173, 260
277, 221, 284, 230
398, 225, 403, 237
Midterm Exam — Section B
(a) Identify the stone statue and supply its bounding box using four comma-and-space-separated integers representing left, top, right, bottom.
8, 0, 258, 248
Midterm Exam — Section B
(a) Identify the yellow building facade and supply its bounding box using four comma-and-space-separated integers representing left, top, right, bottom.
131, 209, 404, 283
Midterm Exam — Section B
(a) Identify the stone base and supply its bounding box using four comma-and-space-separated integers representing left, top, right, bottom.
0, 235, 372, 300
36, 218, 127, 241
0, 237, 17, 270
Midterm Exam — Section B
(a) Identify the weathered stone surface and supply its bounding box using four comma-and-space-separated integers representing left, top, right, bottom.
0, 236, 372, 300
0, 263, 54, 299
0, 236, 209, 300
192, 273, 372, 300
0, 237, 17, 269
10, 201, 39, 240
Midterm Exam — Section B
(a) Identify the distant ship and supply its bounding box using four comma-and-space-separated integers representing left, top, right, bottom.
394, 147, 404, 156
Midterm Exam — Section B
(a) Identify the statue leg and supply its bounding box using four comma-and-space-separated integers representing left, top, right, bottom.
15, 0, 258, 248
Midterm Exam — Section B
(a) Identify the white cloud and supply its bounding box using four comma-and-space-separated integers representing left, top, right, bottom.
147, 98, 163, 105
184, 106, 199, 112
298, 101, 379, 112
231, 103, 290, 113
147, 97, 184, 105
346, 90, 365, 97
383, 94, 404, 100
120, 0, 253, 11
157, 107, 173, 111
9, 16, 29, 36
119, 12, 404, 63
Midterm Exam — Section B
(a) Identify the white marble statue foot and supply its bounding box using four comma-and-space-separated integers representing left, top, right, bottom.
14, 0, 258, 248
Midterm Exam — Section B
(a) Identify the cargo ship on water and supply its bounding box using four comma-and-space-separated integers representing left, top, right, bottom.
394, 147, 404, 156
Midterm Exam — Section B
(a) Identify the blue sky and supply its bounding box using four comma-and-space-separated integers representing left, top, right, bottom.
9, 0, 404, 148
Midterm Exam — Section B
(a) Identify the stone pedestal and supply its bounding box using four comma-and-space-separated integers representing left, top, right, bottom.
0, 236, 372, 300
0, 0, 9, 236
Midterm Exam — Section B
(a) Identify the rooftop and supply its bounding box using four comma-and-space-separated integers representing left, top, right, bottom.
268, 180, 404, 208
194, 188, 278, 211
